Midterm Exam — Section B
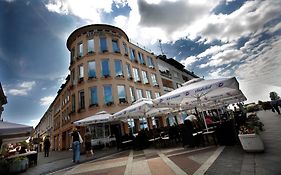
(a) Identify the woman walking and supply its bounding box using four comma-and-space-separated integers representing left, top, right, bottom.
71, 127, 81, 163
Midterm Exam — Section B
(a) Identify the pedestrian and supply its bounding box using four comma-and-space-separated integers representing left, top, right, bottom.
71, 127, 81, 163
84, 128, 93, 157
43, 136, 51, 157
271, 100, 281, 115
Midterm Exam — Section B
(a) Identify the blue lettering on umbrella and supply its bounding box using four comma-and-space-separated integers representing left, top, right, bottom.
195, 85, 212, 93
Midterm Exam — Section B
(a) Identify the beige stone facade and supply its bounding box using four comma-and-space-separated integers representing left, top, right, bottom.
34, 24, 198, 151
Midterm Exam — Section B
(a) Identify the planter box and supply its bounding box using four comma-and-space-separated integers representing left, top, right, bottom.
9, 158, 29, 173
238, 134, 264, 152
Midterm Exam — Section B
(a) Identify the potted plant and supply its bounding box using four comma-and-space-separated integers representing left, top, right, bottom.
9, 156, 29, 173
0, 158, 9, 173
238, 113, 264, 152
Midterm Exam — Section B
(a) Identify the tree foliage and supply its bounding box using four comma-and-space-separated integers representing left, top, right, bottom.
269, 92, 280, 100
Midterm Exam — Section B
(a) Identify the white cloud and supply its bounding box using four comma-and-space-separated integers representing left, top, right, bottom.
44, 0, 128, 23
206, 68, 232, 79
40, 96, 55, 106
235, 36, 281, 102
4, 0, 15, 2
199, 49, 244, 68
198, 1, 281, 43
28, 118, 40, 128
180, 56, 197, 69
7, 81, 36, 96
43, 0, 281, 48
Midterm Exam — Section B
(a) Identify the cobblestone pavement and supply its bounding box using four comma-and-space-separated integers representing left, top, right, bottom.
20, 147, 119, 175
50, 146, 222, 175
21, 110, 281, 175
206, 110, 281, 175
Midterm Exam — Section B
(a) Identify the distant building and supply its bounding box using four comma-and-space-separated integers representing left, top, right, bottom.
157, 55, 198, 93
34, 24, 198, 151
0, 83, 7, 120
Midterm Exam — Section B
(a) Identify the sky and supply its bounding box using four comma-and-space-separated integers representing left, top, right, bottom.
1, 0, 281, 127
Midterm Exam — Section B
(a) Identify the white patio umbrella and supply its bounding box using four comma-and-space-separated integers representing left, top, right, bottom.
113, 98, 173, 129
74, 111, 113, 146
153, 77, 244, 131
0, 121, 33, 145
73, 111, 113, 126
113, 98, 172, 120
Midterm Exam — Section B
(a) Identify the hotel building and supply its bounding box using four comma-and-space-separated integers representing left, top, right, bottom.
34, 24, 198, 150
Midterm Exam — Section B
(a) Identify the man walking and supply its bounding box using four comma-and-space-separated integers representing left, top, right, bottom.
43, 136, 51, 157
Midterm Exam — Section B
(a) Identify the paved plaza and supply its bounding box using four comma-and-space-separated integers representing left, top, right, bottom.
21, 110, 281, 175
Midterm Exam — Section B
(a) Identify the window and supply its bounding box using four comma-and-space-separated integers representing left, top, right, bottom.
127, 118, 135, 134
173, 71, 179, 78
140, 118, 148, 130
129, 87, 135, 102
147, 56, 154, 68
101, 59, 110, 77
71, 94, 75, 112
151, 73, 158, 86
103, 85, 113, 105
115, 60, 123, 77
138, 52, 145, 65
70, 48, 75, 63
130, 48, 136, 61
77, 43, 83, 57
71, 69, 76, 85
126, 63, 132, 79
117, 85, 127, 103
112, 39, 120, 53
155, 92, 160, 98
123, 42, 128, 55
89, 86, 98, 106
88, 61, 96, 78
78, 65, 84, 81
152, 117, 159, 128
100, 37, 107, 52
142, 70, 149, 84
136, 89, 143, 100
78, 90, 85, 109
87, 39, 94, 53
146, 90, 152, 99
133, 68, 140, 82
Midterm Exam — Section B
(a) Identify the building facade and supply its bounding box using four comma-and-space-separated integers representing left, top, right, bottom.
35, 24, 198, 151
0, 83, 7, 121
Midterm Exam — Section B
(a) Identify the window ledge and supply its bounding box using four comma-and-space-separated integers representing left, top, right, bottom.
78, 108, 85, 113
89, 104, 99, 108
88, 77, 97, 81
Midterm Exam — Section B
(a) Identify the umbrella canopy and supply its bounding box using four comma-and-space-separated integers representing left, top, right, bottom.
153, 77, 245, 131
153, 77, 241, 107
113, 98, 173, 120
73, 111, 113, 126
0, 121, 33, 145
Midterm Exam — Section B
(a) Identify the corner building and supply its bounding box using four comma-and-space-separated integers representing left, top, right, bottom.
52, 24, 164, 150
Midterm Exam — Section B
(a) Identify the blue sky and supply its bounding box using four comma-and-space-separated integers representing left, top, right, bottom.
1, 0, 281, 127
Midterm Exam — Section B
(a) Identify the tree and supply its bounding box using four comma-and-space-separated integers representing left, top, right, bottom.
269, 91, 280, 100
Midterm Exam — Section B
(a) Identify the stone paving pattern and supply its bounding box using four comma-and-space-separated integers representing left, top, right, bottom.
20, 110, 281, 175
206, 110, 281, 175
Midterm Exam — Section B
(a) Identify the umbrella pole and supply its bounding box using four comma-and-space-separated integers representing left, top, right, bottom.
103, 123, 106, 148
197, 98, 208, 132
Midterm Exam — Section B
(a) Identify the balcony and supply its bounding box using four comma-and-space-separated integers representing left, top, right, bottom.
89, 103, 99, 108
78, 77, 84, 83
119, 98, 128, 104
88, 76, 97, 80
102, 74, 111, 79
163, 86, 174, 92
115, 74, 125, 79
106, 101, 114, 106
